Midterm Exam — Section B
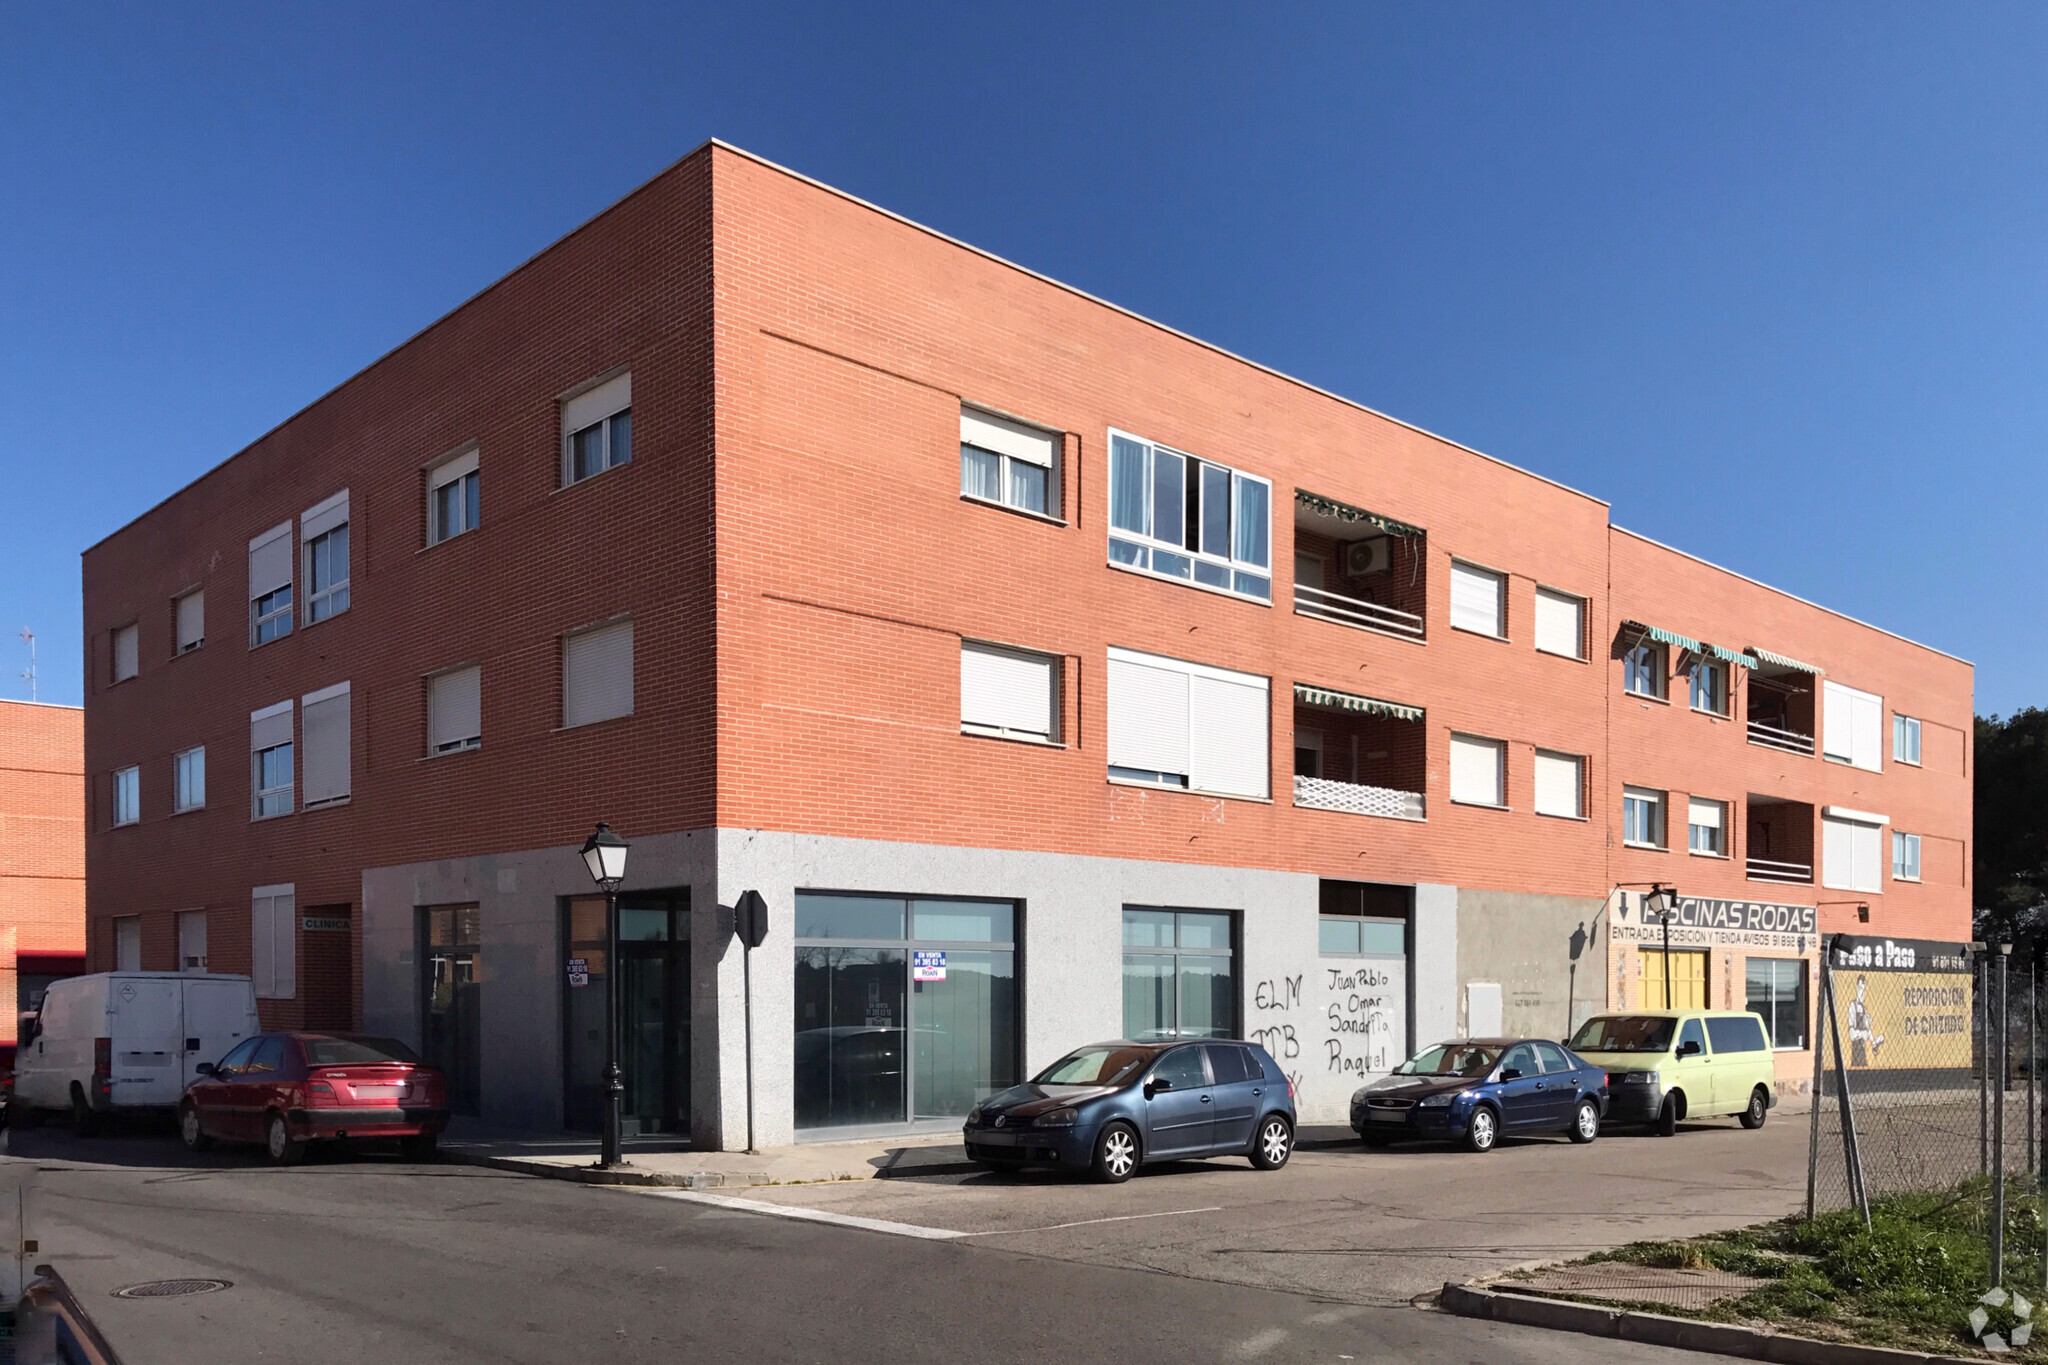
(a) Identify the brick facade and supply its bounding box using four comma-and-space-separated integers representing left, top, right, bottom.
0, 701, 85, 1041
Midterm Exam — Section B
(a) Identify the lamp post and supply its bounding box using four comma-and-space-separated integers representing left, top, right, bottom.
581, 822, 630, 1168
1642, 885, 1679, 1008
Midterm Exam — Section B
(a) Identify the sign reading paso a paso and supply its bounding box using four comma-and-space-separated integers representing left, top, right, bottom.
1823, 935, 1973, 1073
1611, 890, 1816, 938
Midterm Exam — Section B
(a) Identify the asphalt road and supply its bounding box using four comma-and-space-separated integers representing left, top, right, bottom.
9, 1114, 1806, 1364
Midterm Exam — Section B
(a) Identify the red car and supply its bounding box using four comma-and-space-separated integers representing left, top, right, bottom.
179, 1032, 448, 1164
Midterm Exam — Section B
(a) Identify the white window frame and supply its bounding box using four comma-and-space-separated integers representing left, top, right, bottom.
174, 746, 205, 813
249, 521, 294, 646
1532, 749, 1583, 819
960, 641, 1060, 744
1894, 713, 1922, 766
111, 765, 139, 827
1448, 561, 1507, 639
1105, 646, 1270, 800
1823, 680, 1884, 772
113, 915, 142, 973
111, 622, 139, 683
1105, 429, 1273, 605
959, 405, 1061, 520
1533, 587, 1584, 660
428, 664, 484, 754
174, 589, 205, 654
1689, 659, 1729, 717
428, 446, 481, 545
1687, 796, 1728, 856
1821, 807, 1888, 893
1623, 785, 1666, 849
301, 490, 350, 625
178, 909, 208, 972
1623, 638, 1667, 700
1448, 733, 1507, 809
561, 371, 632, 486
251, 699, 294, 820
1893, 830, 1922, 882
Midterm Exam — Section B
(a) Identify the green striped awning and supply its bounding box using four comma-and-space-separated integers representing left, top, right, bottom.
1748, 647, 1825, 676
1623, 620, 1704, 655
1293, 683, 1424, 722
1704, 643, 1754, 669
1293, 490, 1425, 539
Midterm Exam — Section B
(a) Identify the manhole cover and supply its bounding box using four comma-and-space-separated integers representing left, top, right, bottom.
112, 1279, 231, 1299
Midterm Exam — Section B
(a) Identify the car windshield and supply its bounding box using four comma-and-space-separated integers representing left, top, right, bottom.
1394, 1044, 1501, 1077
1033, 1045, 1154, 1086
1570, 1016, 1676, 1054
301, 1036, 421, 1066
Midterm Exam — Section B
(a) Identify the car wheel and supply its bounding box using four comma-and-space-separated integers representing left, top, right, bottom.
1568, 1098, 1600, 1144
1464, 1104, 1499, 1153
179, 1102, 212, 1152
399, 1132, 439, 1162
1739, 1086, 1769, 1130
1092, 1122, 1139, 1184
265, 1113, 305, 1166
1250, 1116, 1293, 1170
68, 1086, 97, 1138
1656, 1094, 1679, 1137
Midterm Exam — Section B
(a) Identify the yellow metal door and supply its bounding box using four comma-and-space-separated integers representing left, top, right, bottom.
1641, 949, 1707, 1010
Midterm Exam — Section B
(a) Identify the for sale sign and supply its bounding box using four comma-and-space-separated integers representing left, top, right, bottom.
912, 950, 947, 983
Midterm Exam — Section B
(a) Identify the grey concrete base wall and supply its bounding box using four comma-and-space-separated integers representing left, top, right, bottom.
1454, 889, 1608, 1043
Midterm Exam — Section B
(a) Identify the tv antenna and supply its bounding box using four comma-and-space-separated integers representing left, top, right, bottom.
18, 628, 34, 703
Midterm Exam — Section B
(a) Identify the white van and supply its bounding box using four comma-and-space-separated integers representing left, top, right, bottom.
13, 973, 260, 1132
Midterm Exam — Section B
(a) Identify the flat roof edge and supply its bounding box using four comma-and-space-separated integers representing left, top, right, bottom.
0, 698, 83, 712
1613, 525, 1973, 668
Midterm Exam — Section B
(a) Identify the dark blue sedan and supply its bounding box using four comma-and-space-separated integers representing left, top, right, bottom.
1350, 1038, 1609, 1152
963, 1039, 1297, 1183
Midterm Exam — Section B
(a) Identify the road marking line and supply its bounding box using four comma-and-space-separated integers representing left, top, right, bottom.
956, 1206, 1225, 1237
646, 1189, 966, 1241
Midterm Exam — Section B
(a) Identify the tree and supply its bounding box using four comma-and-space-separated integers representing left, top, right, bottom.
1974, 709, 2048, 951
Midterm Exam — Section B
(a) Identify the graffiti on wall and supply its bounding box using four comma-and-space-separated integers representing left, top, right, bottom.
1325, 964, 1397, 1077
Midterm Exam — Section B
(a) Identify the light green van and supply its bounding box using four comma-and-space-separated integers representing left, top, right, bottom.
1567, 1010, 1777, 1135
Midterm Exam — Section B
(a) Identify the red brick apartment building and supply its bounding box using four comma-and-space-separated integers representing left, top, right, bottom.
81, 141, 1972, 1145
1, 701, 86, 1039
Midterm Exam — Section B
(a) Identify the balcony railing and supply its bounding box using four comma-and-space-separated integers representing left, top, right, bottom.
1294, 775, 1425, 821
1293, 584, 1425, 640
1747, 720, 1816, 756
1747, 857, 1813, 885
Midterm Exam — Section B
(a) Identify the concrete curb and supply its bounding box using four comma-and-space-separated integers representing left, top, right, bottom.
442, 1151, 757, 1188
1439, 1281, 1982, 1365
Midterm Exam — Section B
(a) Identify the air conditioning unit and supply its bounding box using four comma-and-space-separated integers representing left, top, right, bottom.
1344, 537, 1390, 576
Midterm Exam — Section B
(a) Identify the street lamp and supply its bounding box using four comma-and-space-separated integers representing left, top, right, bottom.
1641, 885, 1680, 1009
581, 821, 629, 1167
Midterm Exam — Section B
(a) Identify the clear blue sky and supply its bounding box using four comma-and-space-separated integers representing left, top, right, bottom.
3, 4, 2039, 712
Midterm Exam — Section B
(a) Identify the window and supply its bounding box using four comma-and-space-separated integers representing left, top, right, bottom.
1319, 915, 1406, 957
1823, 681, 1884, 772
1624, 786, 1666, 847
1106, 431, 1271, 602
175, 590, 204, 653
960, 642, 1058, 742
1534, 588, 1583, 659
428, 448, 480, 544
562, 371, 631, 484
111, 623, 138, 682
174, 746, 205, 812
1294, 728, 1322, 779
1706, 1015, 1768, 1054
1623, 639, 1667, 699
300, 682, 350, 807
250, 700, 293, 819
1123, 908, 1236, 1041
563, 619, 634, 728
960, 406, 1058, 517
1894, 830, 1922, 882
1746, 958, 1807, 1049
1106, 647, 1268, 799
1449, 561, 1505, 638
1690, 660, 1728, 716
111, 766, 139, 827
179, 910, 208, 972
249, 522, 293, 645
114, 915, 141, 972
1822, 807, 1886, 893
1533, 750, 1583, 819
1448, 733, 1505, 807
1688, 797, 1727, 855
301, 490, 350, 623
1894, 714, 1922, 766
428, 665, 483, 753
251, 884, 296, 998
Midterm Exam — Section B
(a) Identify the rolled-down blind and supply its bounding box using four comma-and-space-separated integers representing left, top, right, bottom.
1107, 656, 1190, 777
1533, 588, 1582, 657
301, 489, 349, 540
1448, 734, 1503, 806
960, 644, 1055, 737
430, 667, 482, 749
175, 591, 204, 650
430, 448, 479, 490
1189, 672, 1270, 800
1688, 797, 1723, 830
248, 524, 292, 596
112, 624, 138, 681
959, 406, 1057, 467
1823, 814, 1885, 893
1852, 691, 1883, 773
300, 683, 350, 805
1532, 750, 1581, 817
564, 620, 634, 727
250, 700, 293, 753
252, 884, 295, 999
563, 372, 631, 435
1449, 562, 1503, 636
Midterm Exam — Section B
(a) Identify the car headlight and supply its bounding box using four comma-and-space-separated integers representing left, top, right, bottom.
1418, 1092, 1457, 1108
966, 1107, 984, 1125
1033, 1108, 1078, 1128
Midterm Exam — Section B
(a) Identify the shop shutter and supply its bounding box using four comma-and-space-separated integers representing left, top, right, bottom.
248, 523, 292, 598
563, 620, 633, 728
1189, 672, 1270, 799
959, 406, 1056, 467
300, 682, 351, 806
1533, 750, 1581, 818
1449, 562, 1504, 637
429, 666, 482, 751
112, 623, 138, 682
1449, 734, 1504, 806
563, 372, 631, 435
175, 591, 204, 652
1533, 589, 1582, 658
251, 885, 295, 999
1107, 653, 1190, 779
960, 643, 1056, 738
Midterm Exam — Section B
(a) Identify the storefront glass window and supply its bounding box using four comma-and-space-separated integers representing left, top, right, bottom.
1121, 907, 1237, 1040
1746, 957, 1807, 1049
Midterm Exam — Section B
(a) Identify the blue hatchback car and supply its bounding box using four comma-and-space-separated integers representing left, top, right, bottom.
963, 1039, 1297, 1183
1350, 1038, 1609, 1153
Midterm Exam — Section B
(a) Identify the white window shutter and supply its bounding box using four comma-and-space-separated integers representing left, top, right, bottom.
301, 489, 349, 540
564, 620, 634, 727
961, 644, 1055, 738
1533, 750, 1581, 818
1107, 656, 1190, 777
251, 885, 294, 998
563, 372, 631, 435
1450, 563, 1504, 637
1853, 692, 1883, 773
249, 700, 292, 753
1449, 734, 1504, 806
176, 592, 205, 650
430, 667, 483, 750
1189, 673, 1270, 799
248, 523, 293, 597
1533, 589, 1582, 658
1689, 797, 1723, 831
112, 624, 138, 681
430, 448, 479, 490
1855, 823, 1882, 891
300, 683, 350, 805
960, 407, 1057, 467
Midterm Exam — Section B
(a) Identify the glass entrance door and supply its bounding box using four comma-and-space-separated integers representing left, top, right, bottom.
422, 906, 482, 1116
563, 892, 689, 1134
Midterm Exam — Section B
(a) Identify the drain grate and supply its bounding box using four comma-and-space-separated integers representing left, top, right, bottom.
112, 1278, 232, 1299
